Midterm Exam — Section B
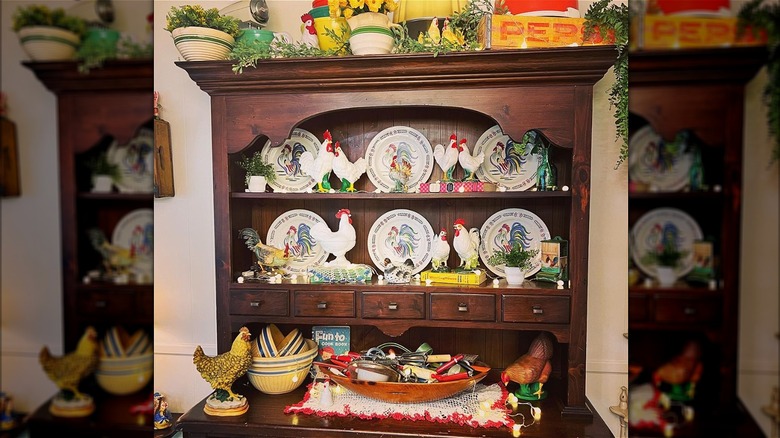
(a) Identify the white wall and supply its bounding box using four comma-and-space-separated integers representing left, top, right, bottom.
740, 65, 779, 436
0, 0, 152, 414
152, 1, 628, 436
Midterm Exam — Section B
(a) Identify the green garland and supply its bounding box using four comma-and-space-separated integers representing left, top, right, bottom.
737, 0, 780, 162
583, 0, 629, 169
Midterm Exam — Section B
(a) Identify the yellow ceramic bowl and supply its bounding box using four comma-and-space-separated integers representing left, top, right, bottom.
253, 324, 285, 358
251, 339, 316, 367
247, 359, 313, 394
277, 328, 305, 357
98, 351, 153, 371
95, 367, 152, 395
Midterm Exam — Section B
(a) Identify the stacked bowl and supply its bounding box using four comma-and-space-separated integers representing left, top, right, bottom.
96, 327, 153, 395
248, 324, 317, 394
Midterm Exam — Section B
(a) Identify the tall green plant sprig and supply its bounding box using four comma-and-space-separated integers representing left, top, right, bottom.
583, 0, 629, 169
737, 0, 780, 163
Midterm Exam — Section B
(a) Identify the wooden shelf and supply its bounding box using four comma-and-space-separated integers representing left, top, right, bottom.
232, 190, 572, 200
77, 192, 154, 201
177, 375, 611, 438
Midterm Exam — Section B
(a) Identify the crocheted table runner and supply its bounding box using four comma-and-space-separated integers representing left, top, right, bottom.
285, 381, 515, 430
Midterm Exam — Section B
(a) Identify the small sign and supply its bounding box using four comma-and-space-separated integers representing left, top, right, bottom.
311, 326, 351, 361
536, 236, 568, 283
687, 240, 714, 283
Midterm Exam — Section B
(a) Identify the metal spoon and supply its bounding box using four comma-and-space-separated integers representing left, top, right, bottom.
249, 0, 269, 28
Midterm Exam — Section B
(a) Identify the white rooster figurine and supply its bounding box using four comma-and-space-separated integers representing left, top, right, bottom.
457, 138, 483, 181
433, 133, 460, 182
453, 218, 480, 270
300, 13, 319, 49
332, 141, 366, 192
430, 228, 450, 272
299, 130, 335, 192
310, 208, 356, 267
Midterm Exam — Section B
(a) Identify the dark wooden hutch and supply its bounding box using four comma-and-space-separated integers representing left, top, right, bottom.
175, 46, 616, 437
628, 47, 766, 437
22, 60, 154, 437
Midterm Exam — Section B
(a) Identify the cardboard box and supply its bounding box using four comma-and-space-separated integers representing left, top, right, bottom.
420, 269, 487, 285
639, 15, 767, 50
478, 14, 615, 50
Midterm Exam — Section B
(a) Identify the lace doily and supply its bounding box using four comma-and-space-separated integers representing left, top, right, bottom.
285, 381, 514, 430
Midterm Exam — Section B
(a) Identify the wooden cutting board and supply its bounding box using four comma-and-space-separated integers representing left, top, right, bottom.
153, 91, 174, 198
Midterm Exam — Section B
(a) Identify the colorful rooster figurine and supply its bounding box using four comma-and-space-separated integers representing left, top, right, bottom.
501, 332, 554, 400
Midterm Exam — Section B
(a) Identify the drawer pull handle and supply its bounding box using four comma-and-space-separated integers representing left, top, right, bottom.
317, 302, 328, 310
250, 301, 260, 307
388, 302, 398, 311
684, 307, 696, 315
458, 303, 468, 312
532, 305, 544, 315
95, 300, 107, 308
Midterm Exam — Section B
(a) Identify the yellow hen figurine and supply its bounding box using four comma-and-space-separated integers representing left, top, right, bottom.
39, 326, 100, 417
193, 326, 253, 416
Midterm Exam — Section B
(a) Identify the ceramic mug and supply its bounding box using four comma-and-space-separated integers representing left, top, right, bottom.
238, 29, 292, 48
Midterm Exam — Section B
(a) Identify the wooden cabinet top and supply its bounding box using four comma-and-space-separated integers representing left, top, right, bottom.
23, 59, 152, 93
177, 46, 616, 94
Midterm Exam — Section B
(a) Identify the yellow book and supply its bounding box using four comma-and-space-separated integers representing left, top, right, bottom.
420, 270, 486, 285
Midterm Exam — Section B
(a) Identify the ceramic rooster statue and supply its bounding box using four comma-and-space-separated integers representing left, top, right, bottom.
332, 141, 366, 192
238, 228, 289, 276
652, 340, 703, 402
441, 18, 465, 46
299, 130, 335, 192
310, 208, 356, 267
300, 13, 319, 48
434, 134, 460, 182
453, 218, 480, 270
430, 228, 450, 272
193, 326, 253, 416
501, 332, 554, 400
457, 138, 483, 181
40, 326, 100, 417
417, 16, 440, 44
87, 228, 133, 279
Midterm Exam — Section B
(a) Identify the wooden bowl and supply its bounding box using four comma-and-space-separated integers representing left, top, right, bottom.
320, 363, 490, 403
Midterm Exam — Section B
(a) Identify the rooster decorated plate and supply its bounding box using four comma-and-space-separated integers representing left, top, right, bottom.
365, 126, 434, 193
106, 127, 154, 193
112, 208, 153, 282
630, 207, 702, 280
478, 208, 550, 278
628, 124, 693, 192
260, 128, 320, 193
473, 125, 541, 191
367, 209, 434, 274
266, 209, 330, 274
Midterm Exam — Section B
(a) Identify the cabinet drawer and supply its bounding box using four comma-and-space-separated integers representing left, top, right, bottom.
294, 290, 355, 317
629, 294, 648, 322
230, 290, 289, 316
502, 295, 570, 324
362, 292, 425, 319
429, 293, 495, 321
655, 297, 720, 324
78, 290, 136, 318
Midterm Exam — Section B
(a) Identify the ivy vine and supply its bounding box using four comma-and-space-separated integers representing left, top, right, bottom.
583, 0, 629, 169
737, 0, 779, 163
